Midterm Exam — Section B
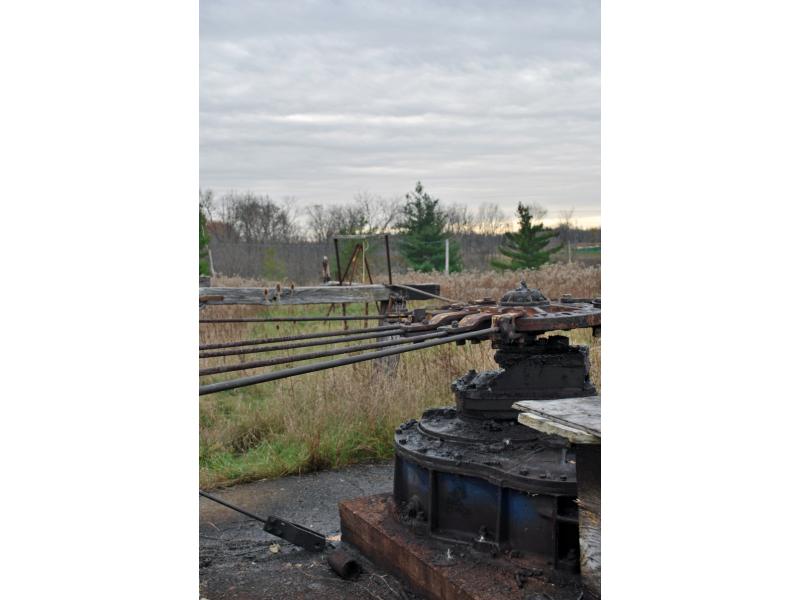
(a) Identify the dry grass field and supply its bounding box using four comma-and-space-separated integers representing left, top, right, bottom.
200, 264, 600, 488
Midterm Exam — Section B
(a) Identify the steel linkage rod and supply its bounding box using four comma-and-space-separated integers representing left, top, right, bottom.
200, 314, 406, 323
388, 283, 461, 305
199, 327, 498, 396
200, 328, 405, 359
199, 490, 267, 523
200, 330, 449, 376
200, 324, 400, 351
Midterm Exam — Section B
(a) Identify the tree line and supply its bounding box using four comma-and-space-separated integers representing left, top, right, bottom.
199, 183, 599, 279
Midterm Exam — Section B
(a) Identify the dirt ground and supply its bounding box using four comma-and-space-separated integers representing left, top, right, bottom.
199, 461, 420, 600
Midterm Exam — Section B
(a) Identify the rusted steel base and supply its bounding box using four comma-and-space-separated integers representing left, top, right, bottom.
340, 494, 581, 600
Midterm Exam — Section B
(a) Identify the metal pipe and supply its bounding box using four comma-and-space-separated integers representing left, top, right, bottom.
384, 234, 392, 285
200, 324, 399, 351
333, 238, 342, 284
200, 330, 448, 376
199, 327, 498, 396
389, 283, 460, 305
200, 328, 405, 358
200, 315, 406, 323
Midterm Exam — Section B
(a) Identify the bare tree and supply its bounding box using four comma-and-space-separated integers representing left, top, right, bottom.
199, 189, 215, 221
475, 203, 506, 235
305, 193, 402, 242
306, 204, 333, 242
217, 191, 299, 243
443, 203, 475, 235
353, 191, 403, 233
530, 203, 548, 222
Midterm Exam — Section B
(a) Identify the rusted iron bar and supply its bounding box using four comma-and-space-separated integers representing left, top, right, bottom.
199, 327, 498, 396
200, 324, 399, 351
388, 283, 460, 305
200, 330, 449, 376
333, 238, 342, 284
200, 328, 405, 358
200, 315, 406, 323
384, 234, 392, 285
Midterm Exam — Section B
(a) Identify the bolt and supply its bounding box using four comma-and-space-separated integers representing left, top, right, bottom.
398, 438, 407, 445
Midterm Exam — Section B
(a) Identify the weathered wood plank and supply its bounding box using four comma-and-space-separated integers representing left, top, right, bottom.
199, 283, 441, 306
513, 396, 600, 440
517, 412, 600, 444
199, 285, 387, 306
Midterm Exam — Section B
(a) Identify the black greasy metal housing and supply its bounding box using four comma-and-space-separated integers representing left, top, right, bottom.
391, 285, 598, 571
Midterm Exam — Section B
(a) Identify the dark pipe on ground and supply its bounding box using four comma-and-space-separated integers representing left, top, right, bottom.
326, 547, 362, 580
199, 328, 497, 396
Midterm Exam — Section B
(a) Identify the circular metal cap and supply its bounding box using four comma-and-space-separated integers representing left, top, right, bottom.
499, 281, 549, 306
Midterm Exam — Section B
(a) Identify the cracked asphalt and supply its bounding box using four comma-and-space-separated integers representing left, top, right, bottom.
199, 461, 419, 600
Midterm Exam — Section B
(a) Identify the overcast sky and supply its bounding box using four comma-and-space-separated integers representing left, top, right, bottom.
200, 0, 600, 226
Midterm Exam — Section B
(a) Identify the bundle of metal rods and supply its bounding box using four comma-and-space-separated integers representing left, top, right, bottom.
199, 327, 498, 396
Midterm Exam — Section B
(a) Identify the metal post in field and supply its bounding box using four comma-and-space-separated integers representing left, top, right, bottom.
384, 234, 392, 285
444, 238, 450, 276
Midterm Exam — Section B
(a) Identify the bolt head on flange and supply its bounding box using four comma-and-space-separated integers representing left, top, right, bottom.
499, 281, 548, 307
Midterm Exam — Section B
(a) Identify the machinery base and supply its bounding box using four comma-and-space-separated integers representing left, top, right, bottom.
340, 493, 584, 600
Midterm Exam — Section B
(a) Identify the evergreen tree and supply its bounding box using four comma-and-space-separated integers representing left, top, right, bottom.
397, 182, 462, 273
491, 203, 561, 271
200, 208, 211, 276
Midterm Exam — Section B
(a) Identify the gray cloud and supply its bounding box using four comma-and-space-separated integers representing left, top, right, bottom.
201, 0, 599, 223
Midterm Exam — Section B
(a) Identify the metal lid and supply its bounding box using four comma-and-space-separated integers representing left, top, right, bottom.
499, 281, 549, 306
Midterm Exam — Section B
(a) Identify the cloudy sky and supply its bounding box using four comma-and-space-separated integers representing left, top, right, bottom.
200, 0, 600, 226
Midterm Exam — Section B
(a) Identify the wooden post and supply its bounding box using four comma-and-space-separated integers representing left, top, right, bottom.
576, 444, 600, 598
514, 397, 601, 598
321, 256, 331, 283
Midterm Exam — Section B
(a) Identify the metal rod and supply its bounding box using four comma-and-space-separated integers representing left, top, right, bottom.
200, 315, 406, 323
199, 490, 268, 524
333, 238, 342, 285
199, 327, 498, 396
384, 234, 392, 285
200, 330, 448, 376
200, 328, 405, 358
200, 324, 400, 351
389, 283, 460, 304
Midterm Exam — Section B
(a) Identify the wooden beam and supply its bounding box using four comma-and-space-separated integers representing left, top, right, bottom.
199, 283, 441, 306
